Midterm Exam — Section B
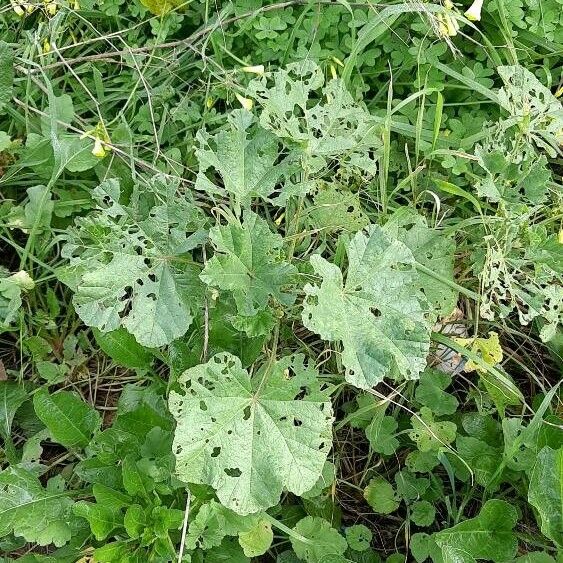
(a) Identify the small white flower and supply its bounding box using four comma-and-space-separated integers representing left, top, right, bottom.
465, 0, 484, 21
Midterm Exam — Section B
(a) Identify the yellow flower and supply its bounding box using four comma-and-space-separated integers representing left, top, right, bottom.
330, 64, 337, 80
81, 122, 111, 158
11, 1, 25, 16
559, 229, 563, 244
10, 270, 35, 291
235, 92, 253, 111
92, 138, 106, 158
44, 0, 57, 15
206, 97, 214, 109
240, 65, 265, 76
42, 39, 51, 54
465, 0, 484, 21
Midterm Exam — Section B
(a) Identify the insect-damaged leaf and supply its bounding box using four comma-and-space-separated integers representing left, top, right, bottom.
61, 176, 206, 347
200, 210, 296, 318
302, 224, 431, 389
169, 352, 333, 515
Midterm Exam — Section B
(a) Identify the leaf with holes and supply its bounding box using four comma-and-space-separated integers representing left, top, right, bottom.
169, 353, 333, 515
384, 210, 457, 317
195, 110, 291, 209
248, 60, 381, 174
408, 407, 456, 452
200, 210, 296, 318
60, 175, 206, 347
302, 224, 431, 389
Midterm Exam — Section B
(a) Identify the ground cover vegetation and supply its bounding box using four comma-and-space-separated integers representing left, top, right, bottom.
0, 0, 562, 561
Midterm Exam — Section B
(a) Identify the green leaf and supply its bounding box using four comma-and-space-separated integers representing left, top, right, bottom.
123, 504, 146, 539
365, 406, 399, 456
345, 524, 373, 552
410, 501, 436, 527
415, 370, 458, 417
61, 176, 205, 347
92, 327, 153, 369
0, 381, 27, 438
0, 466, 73, 547
364, 477, 400, 514
408, 407, 456, 452
73, 500, 122, 541
385, 210, 457, 317
497, 65, 563, 157
33, 389, 100, 449
409, 532, 442, 563
434, 499, 518, 562
200, 210, 296, 318
394, 470, 428, 501
238, 518, 273, 557
455, 436, 500, 488
170, 353, 333, 514
415, 369, 458, 416
195, 110, 289, 209
290, 516, 348, 563
249, 61, 381, 175
302, 224, 430, 389
308, 183, 369, 234
528, 446, 563, 547
121, 455, 154, 498
0, 41, 14, 112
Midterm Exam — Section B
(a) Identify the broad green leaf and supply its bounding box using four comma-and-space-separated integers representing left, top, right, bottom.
170, 353, 333, 514
409, 407, 456, 452
200, 210, 296, 318
434, 499, 518, 562
123, 504, 146, 539
308, 183, 369, 234
394, 470, 428, 501
345, 524, 372, 552
121, 455, 154, 498
92, 327, 153, 369
385, 210, 457, 317
0, 466, 74, 547
410, 501, 436, 527
195, 110, 289, 209
186, 500, 266, 552
528, 446, 563, 547
414, 369, 458, 416
248, 61, 381, 174
410, 532, 443, 563
238, 519, 273, 557
365, 407, 399, 456
456, 436, 500, 488
73, 500, 122, 541
0, 381, 27, 438
302, 225, 430, 389
0, 41, 14, 112
290, 516, 348, 563
61, 176, 205, 347
33, 389, 100, 449
364, 477, 400, 514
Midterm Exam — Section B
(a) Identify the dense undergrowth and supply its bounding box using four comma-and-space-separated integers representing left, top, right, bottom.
0, 0, 562, 561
